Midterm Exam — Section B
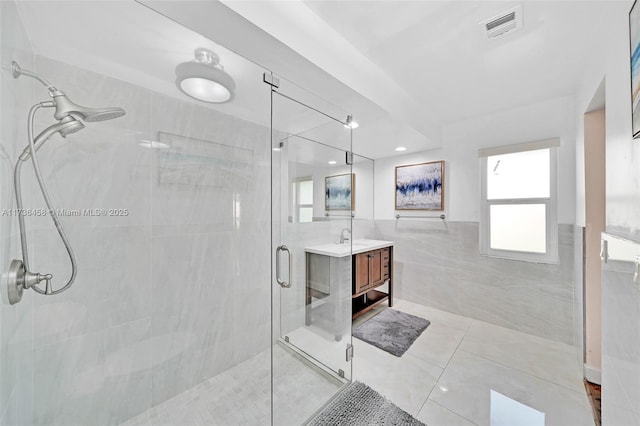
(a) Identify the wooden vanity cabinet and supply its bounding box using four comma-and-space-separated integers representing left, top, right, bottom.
352, 246, 393, 319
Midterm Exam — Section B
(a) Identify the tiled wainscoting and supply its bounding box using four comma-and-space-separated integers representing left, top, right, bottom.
374, 221, 576, 345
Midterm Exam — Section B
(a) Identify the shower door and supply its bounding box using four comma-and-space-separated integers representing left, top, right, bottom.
270, 76, 353, 424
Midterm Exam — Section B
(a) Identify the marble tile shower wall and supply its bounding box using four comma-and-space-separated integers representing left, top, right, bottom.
0, 1, 36, 424
374, 221, 576, 345
6, 55, 272, 425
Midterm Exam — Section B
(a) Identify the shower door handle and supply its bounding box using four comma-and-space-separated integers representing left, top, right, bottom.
276, 245, 292, 288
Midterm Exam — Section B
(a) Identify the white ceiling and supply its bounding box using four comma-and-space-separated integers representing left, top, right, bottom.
222, 0, 618, 154
301, 0, 614, 125
14, 0, 619, 160
16, 0, 418, 159
15, 1, 273, 128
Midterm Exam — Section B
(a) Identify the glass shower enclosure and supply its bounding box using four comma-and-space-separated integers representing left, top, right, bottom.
271, 78, 354, 424
0, 1, 353, 424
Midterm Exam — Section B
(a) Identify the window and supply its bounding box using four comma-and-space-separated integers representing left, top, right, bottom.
479, 139, 559, 263
293, 177, 313, 223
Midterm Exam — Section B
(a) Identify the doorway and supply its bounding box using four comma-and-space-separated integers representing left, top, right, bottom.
583, 80, 606, 386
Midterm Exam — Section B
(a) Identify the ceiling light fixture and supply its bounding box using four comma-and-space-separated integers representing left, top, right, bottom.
175, 48, 235, 103
395, 146, 407, 152
328, 160, 337, 165
344, 115, 359, 129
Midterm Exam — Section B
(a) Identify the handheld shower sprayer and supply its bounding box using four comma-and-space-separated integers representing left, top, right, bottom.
18, 116, 85, 161
6, 61, 126, 305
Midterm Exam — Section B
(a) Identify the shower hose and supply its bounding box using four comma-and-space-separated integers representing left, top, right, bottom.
14, 102, 77, 295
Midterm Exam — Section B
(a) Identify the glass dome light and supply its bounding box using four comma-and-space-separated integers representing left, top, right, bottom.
175, 48, 235, 103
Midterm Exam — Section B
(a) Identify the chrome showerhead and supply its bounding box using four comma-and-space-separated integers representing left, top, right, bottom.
11, 61, 126, 123
34, 117, 85, 143
50, 91, 126, 123
83, 108, 126, 122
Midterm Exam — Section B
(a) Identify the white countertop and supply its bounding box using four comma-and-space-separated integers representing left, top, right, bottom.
304, 239, 394, 258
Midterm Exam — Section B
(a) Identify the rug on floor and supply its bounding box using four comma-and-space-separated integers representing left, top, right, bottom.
308, 381, 424, 426
353, 308, 430, 357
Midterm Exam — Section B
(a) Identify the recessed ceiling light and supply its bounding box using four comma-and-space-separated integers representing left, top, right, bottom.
395, 146, 407, 152
328, 160, 337, 165
272, 147, 281, 152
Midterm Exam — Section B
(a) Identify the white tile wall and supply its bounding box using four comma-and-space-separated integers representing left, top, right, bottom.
0, 1, 36, 423
1, 51, 273, 424
373, 220, 577, 345
601, 235, 640, 426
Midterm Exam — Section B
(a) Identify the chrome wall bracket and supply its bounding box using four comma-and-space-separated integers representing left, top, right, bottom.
346, 343, 354, 362
7, 259, 25, 304
263, 73, 280, 88
345, 151, 353, 166
6, 259, 53, 305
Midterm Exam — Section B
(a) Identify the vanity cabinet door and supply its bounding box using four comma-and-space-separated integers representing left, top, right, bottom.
351, 245, 393, 319
368, 250, 384, 286
354, 252, 371, 294
354, 249, 387, 294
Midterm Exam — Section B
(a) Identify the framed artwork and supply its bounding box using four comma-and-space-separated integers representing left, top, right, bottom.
395, 161, 444, 211
631, 0, 640, 138
325, 173, 355, 210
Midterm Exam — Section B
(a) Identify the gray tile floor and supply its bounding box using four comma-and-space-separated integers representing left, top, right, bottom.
354, 300, 594, 426
122, 299, 594, 426
120, 345, 341, 426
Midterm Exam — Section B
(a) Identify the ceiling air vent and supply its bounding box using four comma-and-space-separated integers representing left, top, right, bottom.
480, 5, 523, 39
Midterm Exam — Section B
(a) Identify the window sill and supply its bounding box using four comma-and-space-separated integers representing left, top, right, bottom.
480, 252, 560, 265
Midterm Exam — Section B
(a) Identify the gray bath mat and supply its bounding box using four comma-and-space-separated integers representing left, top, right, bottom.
353, 309, 430, 357
308, 381, 424, 426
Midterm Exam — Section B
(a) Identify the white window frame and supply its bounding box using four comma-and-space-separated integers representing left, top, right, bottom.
292, 176, 313, 223
479, 139, 559, 264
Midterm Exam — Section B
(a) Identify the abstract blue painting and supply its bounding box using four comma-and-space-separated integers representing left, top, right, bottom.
631, 0, 640, 138
325, 173, 354, 210
395, 161, 444, 210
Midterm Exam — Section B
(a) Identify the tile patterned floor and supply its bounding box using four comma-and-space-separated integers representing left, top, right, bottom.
122, 299, 594, 425
354, 299, 594, 426
120, 345, 341, 426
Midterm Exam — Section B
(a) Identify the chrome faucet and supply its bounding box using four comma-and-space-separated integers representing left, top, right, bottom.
340, 228, 351, 244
